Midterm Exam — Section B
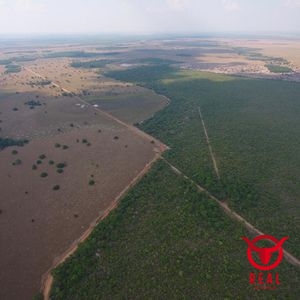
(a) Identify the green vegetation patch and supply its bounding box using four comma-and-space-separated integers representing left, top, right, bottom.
106, 65, 175, 86
0, 59, 12, 65
51, 160, 300, 299
45, 51, 100, 59
108, 66, 300, 257
71, 60, 114, 69
4, 64, 21, 73
266, 64, 293, 73
25, 100, 42, 107
0, 137, 28, 150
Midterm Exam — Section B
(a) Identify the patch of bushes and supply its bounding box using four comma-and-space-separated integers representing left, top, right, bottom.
12, 159, 22, 166
0, 138, 28, 150
56, 163, 67, 169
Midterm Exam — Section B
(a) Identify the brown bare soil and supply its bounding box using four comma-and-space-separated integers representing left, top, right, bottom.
0, 54, 167, 300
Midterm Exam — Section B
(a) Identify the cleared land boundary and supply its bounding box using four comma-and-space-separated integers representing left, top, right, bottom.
42, 154, 161, 299
162, 157, 300, 268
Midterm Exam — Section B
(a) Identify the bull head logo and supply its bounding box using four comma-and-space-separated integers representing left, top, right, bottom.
242, 235, 288, 271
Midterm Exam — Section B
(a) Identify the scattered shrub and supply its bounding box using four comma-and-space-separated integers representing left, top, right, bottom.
40, 172, 48, 178
53, 185, 60, 191
12, 159, 22, 166
56, 162, 66, 169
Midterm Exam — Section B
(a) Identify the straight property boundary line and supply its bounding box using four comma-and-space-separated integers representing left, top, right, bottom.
198, 106, 220, 179
162, 157, 300, 268
42, 154, 161, 300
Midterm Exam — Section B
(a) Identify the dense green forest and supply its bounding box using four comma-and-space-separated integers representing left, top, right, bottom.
71, 60, 113, 69
45, 51, 100, 58
107, 66, 300, 257
51, 160, 300, 299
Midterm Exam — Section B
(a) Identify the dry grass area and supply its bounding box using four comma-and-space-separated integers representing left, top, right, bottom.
173, 37, 300, 80
0, 51, 166, 300
228, 38, 300, 69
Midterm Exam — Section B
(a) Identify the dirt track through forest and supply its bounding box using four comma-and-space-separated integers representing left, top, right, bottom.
198, 107, 220, 179
162, 157, 300, 268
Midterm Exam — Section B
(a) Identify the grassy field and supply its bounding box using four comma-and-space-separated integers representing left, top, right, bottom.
86, 88, 168, 124
50, 159, 300, 299
107, 66, 300, 258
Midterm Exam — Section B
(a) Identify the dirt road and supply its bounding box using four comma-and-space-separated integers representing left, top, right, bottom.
162, 157, 300, 268
198, 106, 220, 179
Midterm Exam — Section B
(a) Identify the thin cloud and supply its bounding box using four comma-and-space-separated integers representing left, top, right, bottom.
283, 0, 300, 7
166, 0, 189, 11
222, 0, 240, 12
0, 0, 46, 13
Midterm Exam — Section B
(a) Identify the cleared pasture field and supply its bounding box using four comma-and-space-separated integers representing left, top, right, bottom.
0, 56, 162, 300
85, 86, 169, 124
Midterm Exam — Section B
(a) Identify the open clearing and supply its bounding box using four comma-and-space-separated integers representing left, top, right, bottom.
0, 45, 167, 300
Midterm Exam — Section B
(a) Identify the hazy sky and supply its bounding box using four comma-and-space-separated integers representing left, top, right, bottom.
0, 0, 299, 35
